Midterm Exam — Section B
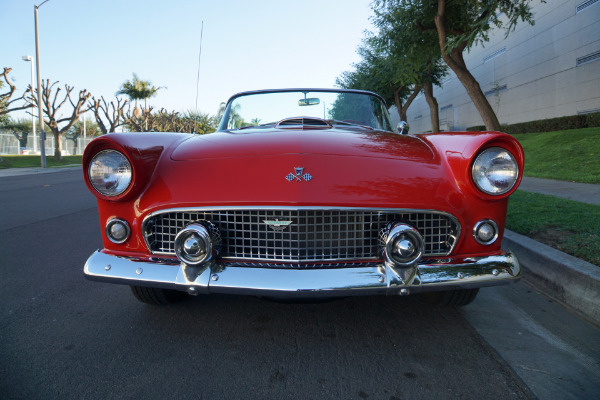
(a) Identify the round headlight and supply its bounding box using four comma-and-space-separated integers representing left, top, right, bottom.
472, 147, 518, 195
89, 150, 132, 197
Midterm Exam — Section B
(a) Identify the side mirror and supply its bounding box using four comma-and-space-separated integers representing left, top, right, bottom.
397, 121, 409, 135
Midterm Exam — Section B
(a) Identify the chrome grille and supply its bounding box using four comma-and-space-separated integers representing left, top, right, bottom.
143, 208, 459, 262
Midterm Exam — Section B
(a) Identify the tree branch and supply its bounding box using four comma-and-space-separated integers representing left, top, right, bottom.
0, 68, 34, 116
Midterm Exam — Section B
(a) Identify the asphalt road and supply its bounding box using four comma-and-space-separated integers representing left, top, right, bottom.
1, 169, 598, 400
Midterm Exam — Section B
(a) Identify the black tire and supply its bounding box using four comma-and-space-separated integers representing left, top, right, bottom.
129, 286, 185, 305
426, 288, 479, 307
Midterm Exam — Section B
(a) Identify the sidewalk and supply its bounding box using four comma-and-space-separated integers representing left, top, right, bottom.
519, 176, 600, 205
0, 165, 80, 177
508, 176, 600, 326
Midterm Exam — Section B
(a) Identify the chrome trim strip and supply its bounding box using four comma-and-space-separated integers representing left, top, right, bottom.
141, 206, 462, 260
143, 206, 462, 220
84, 250, 519, 298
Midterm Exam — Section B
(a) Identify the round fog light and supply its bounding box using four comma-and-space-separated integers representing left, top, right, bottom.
394, 239, 416, 258
106, 218, 130, 244
183, 235, 207, 258
473, 219, 499, 245
385, 223, 424, 266
174, 223, 213, 265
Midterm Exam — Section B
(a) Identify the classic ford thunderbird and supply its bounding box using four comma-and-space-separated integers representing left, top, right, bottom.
83, 88, 523, 305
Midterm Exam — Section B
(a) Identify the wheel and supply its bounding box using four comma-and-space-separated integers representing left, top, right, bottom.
129, 285, 185, 305
426, 288, 479, 307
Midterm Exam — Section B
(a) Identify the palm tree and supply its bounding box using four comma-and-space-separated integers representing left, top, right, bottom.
116, 73, 162, 110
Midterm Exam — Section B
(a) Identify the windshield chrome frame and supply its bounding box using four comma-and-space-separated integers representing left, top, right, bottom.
217, 88, 393, 132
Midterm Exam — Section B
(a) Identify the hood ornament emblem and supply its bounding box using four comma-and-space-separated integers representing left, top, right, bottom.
285, 167, 313, 182
263, 218, 293, 231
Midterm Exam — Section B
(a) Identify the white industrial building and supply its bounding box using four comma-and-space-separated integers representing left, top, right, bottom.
393, 0, 600, 133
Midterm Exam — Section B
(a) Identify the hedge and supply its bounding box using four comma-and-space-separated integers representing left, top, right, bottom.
467, 112, 600, 134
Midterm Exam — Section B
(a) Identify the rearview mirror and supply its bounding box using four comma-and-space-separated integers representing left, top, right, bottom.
298, 98, 320, 106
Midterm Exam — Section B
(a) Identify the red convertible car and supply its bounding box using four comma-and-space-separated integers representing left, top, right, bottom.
83, 88, 523, 305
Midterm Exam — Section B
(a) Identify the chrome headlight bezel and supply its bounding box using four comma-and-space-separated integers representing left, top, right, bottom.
472, 219, 499, 245
472, 147, 519, 196
88, 149, 133, 197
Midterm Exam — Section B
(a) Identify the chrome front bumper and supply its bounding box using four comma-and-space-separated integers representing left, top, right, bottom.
84, 250, 521, 298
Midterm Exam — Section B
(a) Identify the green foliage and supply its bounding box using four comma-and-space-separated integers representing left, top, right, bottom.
1, 117, 34, 148
183, 110, 219, 134
369, 1, 539, 131
328, 93, 389, 128
337, 0, 448, 119
371, 0, 445, 82
125, 108, 218, 134
506, 190, 600, 266
116, 73, 162, 106
67, 118, 101, 138
467, 112, 600, 134
512, 127, 600, 184
378, 0, 539, 52
1, 117, 33, 133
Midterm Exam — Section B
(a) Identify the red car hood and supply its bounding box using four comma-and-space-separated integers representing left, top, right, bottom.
171, 128, 434, 161
134, 128, 466, 213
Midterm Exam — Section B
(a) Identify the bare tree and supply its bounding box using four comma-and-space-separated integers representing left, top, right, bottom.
123, 105, 154, 132
88, 96, 128, 134
0, 67, 33, 120
122, 106, 217, 133
28, 79, 92, 159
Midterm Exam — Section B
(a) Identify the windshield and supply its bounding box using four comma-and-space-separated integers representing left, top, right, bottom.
218, 90, 393, 132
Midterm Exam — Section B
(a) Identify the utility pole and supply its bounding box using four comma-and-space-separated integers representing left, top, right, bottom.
22, 56, 36, 153
34, 0, 50, 167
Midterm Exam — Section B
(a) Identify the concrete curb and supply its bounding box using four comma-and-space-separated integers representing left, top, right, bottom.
503, 230, 600, 326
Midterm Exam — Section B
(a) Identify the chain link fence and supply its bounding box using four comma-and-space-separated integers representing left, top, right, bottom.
0, 131, 94, 156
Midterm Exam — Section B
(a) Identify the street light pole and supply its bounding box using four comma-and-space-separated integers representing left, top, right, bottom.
34, 0, 50, 168
21, 55, 36, 153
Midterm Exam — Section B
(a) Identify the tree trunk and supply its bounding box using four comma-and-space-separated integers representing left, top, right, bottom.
53, 131, 62, 159
446, 48, 500, 131
423, 82, 440, 132
395, 85, 423, 122
393, 87, 406, 121
434, 0, 501, 131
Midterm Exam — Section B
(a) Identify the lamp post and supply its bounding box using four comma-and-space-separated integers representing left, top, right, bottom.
34, 0, 50, 168
21, 55, 36, 153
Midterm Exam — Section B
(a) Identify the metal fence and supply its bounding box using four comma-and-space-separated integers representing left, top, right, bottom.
0, 131, 94, 156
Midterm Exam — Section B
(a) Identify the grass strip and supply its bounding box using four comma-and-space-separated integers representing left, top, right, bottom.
0, 155, 82, 169
512, 127, 600, 184
506, 190, 600, 266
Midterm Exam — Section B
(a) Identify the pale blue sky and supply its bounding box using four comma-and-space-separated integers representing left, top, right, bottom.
2, 0, 374, 120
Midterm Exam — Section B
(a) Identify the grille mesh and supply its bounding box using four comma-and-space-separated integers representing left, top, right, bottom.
143, 209, 459, 262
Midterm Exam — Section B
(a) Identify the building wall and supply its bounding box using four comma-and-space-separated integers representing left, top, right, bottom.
392, 0, 600, 133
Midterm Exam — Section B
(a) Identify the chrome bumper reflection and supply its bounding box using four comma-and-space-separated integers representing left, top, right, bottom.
84, 251, 521, 297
